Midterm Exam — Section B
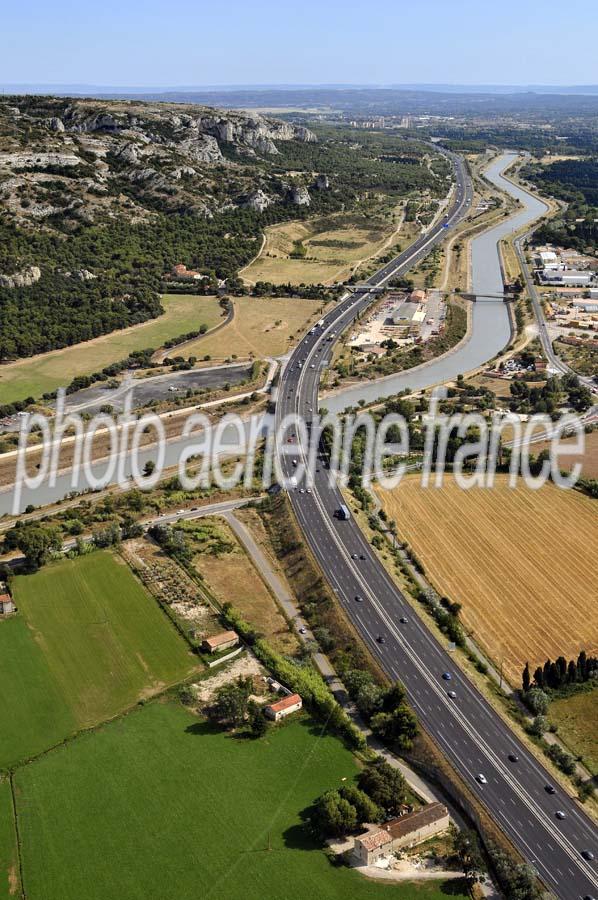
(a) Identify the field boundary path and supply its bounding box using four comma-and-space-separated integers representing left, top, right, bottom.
223, 509, 470, 821
151, 299, 234, 364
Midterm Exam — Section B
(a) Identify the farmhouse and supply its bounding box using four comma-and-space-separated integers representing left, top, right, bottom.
201, 630, 239, 653
0, 581, 14, 616
170, 263, 205, 281
264, 692, 302, 721
352, 803, 450, 866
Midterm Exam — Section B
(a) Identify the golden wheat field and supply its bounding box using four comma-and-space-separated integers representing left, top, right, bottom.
375, 475, 598, 687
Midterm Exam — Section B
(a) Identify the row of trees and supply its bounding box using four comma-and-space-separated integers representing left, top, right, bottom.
3, 514, 145, 570
522, 650, 598, 693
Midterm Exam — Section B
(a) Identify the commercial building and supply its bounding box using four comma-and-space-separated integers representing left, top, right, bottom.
352, 803, 450, 866
392, 303, 426, 326
264, 692, 302, 721
541, 270, 594, 287
573, 301, 598, 314
536, 250, 561, 270
201, 631, 240, 654
409, 289, 427, 303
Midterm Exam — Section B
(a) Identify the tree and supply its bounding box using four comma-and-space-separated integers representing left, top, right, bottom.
11, 523, 62, 569
355, 682, 384, 718
247, 700, 268, 738
312, 790, 357, 838
381, 681, 407, 711
524, 688, 549, 716
92, 522, 121, 548
339, 785, 382, 826
529, 715, 547, 737
143, 460, 156, 478
522, 661, 531, 692
357, 758, 407, 815
452, 828, 485, 882
210, 677, 252, 728
370, 704, 417, 750
120, 515, 143, 540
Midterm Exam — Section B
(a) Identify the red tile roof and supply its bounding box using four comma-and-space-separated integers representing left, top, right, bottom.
267, 693, 302, 713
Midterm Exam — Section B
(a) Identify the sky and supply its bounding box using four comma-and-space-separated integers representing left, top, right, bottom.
2, 0, 598, 89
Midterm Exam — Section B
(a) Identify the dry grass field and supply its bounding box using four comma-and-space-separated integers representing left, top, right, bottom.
0, 294, 223, 405
531, 428, 598, 480
549, 690, 598, 776
191, 516, 298, 654
240, 213, 398, 285
375, 475, 598, 686
185, 296, 325, 361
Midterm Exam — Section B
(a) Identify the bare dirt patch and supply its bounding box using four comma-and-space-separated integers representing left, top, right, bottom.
192, 654, 266, 704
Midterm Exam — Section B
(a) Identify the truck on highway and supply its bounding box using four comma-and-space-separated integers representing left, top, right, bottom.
335, 504, 351, 520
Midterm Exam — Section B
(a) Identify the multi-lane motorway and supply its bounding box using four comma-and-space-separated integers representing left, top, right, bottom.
275, 155, 598, 899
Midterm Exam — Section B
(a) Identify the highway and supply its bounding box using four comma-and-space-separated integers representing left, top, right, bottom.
275, 155, 598, 899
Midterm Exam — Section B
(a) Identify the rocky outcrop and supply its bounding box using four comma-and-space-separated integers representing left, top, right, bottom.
74, 268, 97, 281
0, 152, 80, 170
61, 109, 123, 133
0, 265, 41, 288
116, 142, 141, 164
47, 117, 65, 132
244, 189, 272, 212
0, 98, 320, 228
289, 185, 311, 206
314, 173, 330, 191
171, 165, 197, 179
175, 133, 223, 165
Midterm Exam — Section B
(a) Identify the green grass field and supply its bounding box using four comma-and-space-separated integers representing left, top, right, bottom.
549, 690, 598, 776
0, 552, 197, 768
0, 294, 224, 404
15, 703, 467, 900
0, 780, 19, 900
0, 614, 76, 768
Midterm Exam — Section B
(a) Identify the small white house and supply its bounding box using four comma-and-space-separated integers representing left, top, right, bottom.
264, 693, 302, 721
0, 581, 15, 616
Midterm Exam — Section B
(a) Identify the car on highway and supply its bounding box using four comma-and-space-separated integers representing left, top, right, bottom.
355, 595, 364, 603
555, 811, 566, 820
442, 672, 452, 681
351, 553, 358, 559
376, 635, 385, 644
545, 784, 556, 795
447, 690, 457, 699
508, 753, 519, 763
476, 774, 488, 784
581, 850, 595, 861
399, 616, 409, 624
